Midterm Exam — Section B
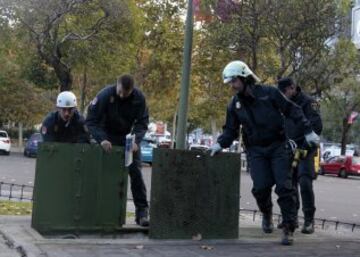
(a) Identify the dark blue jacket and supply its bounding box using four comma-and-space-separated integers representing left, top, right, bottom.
218, 84, 312, 148
285, 87, 322, 146
85, 85, 149, 146
41, 110, 90, 143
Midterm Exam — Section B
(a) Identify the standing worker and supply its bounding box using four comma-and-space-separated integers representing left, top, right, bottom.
41, 91, 90, 143
277, 77, 322, 234
86, 74, 150, 227
210, 61, 320, 245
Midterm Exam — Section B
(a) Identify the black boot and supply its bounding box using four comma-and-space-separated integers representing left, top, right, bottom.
262, 212, 274, 234
281, 226, 294, 246
301, 220, 314, 234
135, 208, 150, 227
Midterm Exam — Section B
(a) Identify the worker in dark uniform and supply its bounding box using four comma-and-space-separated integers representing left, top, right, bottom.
41, 91, 90, 143
85, 74, 149, 227
277, 77, 322, 234
210, 61, 320, 245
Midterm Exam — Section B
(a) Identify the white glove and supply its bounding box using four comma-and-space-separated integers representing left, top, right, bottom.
209, 143, 222, 156
305, 131, 320, 147
101, 140, 112, 153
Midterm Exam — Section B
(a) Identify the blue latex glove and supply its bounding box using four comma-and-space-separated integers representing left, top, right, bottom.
209, 143, 222, 156
305, 131, 320, 147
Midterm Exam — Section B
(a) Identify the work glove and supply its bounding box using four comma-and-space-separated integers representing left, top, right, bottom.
209, 143, 222, 156
101, 140, 112, 153
305, 131, 320, 147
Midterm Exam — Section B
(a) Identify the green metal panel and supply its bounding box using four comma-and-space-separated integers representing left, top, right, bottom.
150, 148, 240, 239
31, 143, 128, 234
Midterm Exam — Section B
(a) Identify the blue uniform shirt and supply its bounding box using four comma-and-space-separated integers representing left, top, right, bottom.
218, 84, 312, 148
285, 87, 322, 146
85, 85, 149, 146
41, 110, 90, 143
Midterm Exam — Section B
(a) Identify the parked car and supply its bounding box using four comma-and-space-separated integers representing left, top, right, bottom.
0, 130, 11, 155
320, 143, 356, 162
141, 139, 156, 165
319, 155, 360, 178
24, 133, 43, 157
189, 144, 209, 152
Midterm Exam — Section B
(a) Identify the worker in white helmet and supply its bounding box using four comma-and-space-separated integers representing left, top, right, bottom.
210, 60, 320, 245
41, 91, 90, 143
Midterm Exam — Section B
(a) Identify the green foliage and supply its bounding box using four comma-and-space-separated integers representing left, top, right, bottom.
0, 201, 32, 216
0, 20, 52, 125
21, 55, 58, 90
0, 0, 358, 141
2, 0, 137, 91
318, 39, 360, 148
132, 0, 186, 123
190, 27, 233, 131
188, 0, 348, 134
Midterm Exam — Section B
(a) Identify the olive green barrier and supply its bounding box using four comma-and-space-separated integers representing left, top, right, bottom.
32, 143, 127, 234
150, 148, 240, 239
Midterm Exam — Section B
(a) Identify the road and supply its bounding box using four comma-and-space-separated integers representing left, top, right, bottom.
0, 151, 360, 224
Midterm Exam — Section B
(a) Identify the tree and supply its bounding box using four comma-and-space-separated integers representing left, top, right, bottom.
200, 0, 342, 81
187, 0, 349, 139
319, 39, 360, 154
190, 26, 233, 135
2, 0, 136, 91
0, 21, 52, 127
133, 0, 186, 124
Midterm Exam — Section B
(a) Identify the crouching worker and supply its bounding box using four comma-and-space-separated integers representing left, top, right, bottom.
41, 91, 90, 143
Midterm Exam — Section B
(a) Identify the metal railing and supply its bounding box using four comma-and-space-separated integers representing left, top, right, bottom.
0, 182, 33, 201
0, 181, 359, 234
240, 208, 360, 233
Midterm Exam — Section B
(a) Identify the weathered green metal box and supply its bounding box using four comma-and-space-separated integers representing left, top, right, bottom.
150, 148, 240, 239
32, 143, 128, 234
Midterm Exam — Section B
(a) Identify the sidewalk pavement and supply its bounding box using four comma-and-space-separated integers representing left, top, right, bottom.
0, 210, 359, 257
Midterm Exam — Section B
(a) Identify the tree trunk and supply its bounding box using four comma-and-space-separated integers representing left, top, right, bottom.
80, 66, 88, 114
249, 2, 258, 72
251, 42, 257, 72
52, 60, 73, 91
340, 118, 351, 155
210, 116, 217, 144
171, 110, 177, 149
37, 43, 73, 91
18, 122, 23, 148
278, 45, 286, 79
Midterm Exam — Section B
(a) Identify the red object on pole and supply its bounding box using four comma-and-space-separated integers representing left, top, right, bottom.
193, 0, 201, 14
193, 0, 212, 22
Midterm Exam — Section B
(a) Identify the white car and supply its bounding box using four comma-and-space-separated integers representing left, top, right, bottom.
0, 130, 11, 155
189, 144, 209, 151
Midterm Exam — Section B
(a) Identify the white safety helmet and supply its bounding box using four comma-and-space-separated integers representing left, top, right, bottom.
56, 91, 77, 108
222, 60, 260, 84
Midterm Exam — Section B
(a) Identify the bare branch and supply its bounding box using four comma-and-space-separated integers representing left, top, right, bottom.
44, 0, 86, 35
59, 12, 109, 44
